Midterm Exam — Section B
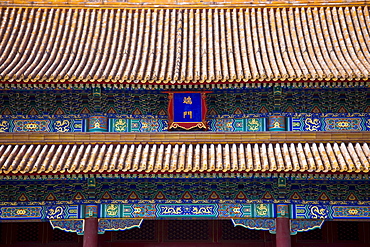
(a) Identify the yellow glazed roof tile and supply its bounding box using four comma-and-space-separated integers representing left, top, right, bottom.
1, 6, 370, 84
0, 142, 369, 175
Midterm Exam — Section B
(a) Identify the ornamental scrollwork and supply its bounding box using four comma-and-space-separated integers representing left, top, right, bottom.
0, 120, 9, 132
232, 219, 276, 232
304, 118, 320, 131
47, 206, 64, 219
50, 219, 84, 235
247, 118, 260, 131
256, 204, 268, 216
290, 219, 324, 234
310, 205, 327, 219
106, 204, 119, 216
98, 219, 143, 234
114, 119, 127, 132
54, 120, 71, 132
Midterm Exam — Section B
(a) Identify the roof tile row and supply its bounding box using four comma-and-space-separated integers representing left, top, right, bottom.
0, 6, 369, 84
0, 142, 369, 175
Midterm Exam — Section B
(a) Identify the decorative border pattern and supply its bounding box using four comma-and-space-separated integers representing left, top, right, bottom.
109, 118, 168, 132
1, 113, 369, 132
291, 205, 370, 220
235, 218, 325, 235
1, 203, 370, 236
13, 120, 51, 132
0, 206, 42, 220
98, 219, 143, 234
232, 219, 276, 232
155, 204, 218, 218
0, 205, 81, 220
276, 204, 289, 218
0, 204, 275, 220
290, 219, 324, 235
85, 205, 98, 218
0, 119, 86, 132
50, 219, 84, 235
290, 115, 369, 132
99, 204, 275, 219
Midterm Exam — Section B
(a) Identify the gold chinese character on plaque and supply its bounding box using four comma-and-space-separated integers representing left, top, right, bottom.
183, 96, 192, 104
183, 111, 193, 119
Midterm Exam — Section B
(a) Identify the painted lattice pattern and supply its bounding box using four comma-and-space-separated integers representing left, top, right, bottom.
337, 222, 359, 241
297, 228, 323, 241
51, 228, 77, 242
166, 220, 210, 241
0, 223, 3, 244
220, 220, 262, 241
16, 222, 39, 242
113, 220, 156, 241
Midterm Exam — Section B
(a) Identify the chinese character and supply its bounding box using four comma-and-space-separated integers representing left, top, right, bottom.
183, 111, 193, 119
183, 96, 192, 104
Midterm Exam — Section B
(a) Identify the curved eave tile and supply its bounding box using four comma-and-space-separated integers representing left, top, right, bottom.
0, 6, 369, 84
0, 142, 369, 175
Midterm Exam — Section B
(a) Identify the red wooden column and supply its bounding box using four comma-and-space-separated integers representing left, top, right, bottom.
276, 204, 291, 247
276, 217, 291, 247
83, 205, 98, 247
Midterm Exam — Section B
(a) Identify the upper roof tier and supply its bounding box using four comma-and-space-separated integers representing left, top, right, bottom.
0, 6, 370, 85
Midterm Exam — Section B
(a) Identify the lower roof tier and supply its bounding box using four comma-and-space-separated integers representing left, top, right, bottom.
0, 135, 369, 175
0, 6, 370, 84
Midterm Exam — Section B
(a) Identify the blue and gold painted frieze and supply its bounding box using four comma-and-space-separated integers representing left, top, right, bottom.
88, 116, 108, 132
99, 203, 274, 219
289, 113, 370, 132
291, 204, 370, 220
0, 118, 86, 132
0, 206, 42, 220
0, 205, 81, 221
210, 113, 370, 132
100, 204, 132, 218
109, 118, 168, 132
290, 219, 324, 235
232, 218, 276, 232
1, 113, 369, 132
50, 219, 85, 234
208, 118, 267, 132
0, 116, 169, 133
156, 204, 218, 218
51, 218, 143, 235
0, 203, 275, 221
1, 203, 370, 223
98, 219, 143, 234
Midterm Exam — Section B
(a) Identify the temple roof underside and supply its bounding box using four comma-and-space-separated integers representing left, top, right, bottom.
1, 6, 370, 85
